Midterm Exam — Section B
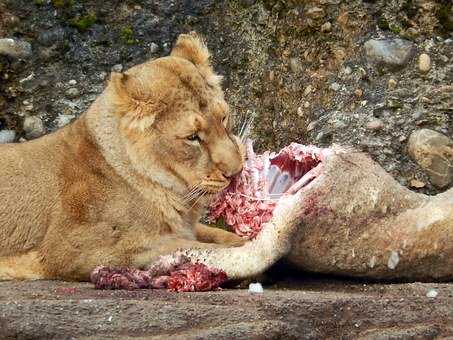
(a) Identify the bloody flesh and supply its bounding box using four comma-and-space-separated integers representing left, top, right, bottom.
91, 263, 228, 292
208, 141, 328, 239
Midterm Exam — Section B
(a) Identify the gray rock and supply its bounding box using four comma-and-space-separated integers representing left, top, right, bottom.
0, 130, 16, 144
0, 38, 32, 59
320, 22, 332, 32
37, 27, 67, 47
150, 42, 159, 54
23, 116, 46, 139
55, 114, 75, 128
330, 82, 341, 91
65, 88, 80, 99
364, 38, 415, 70
306, 7, 325, 19
418, 53, 431, 73
240, 0, 256, 6
289, 58, 301, 73
111, 64, 123, 72
256, 5, 269, 24
366, 119, 384, 130
408, 129, 453, 188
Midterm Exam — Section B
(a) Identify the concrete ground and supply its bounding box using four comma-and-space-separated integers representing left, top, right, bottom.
0, 274, 452, 339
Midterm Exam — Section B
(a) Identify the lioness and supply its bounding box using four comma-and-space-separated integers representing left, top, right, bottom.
0, 33, 247, 281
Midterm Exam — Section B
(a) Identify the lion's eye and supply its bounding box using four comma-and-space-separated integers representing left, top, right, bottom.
187, 133, 200, 142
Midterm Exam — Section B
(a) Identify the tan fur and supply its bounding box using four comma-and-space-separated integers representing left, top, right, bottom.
0, 33, 245, 281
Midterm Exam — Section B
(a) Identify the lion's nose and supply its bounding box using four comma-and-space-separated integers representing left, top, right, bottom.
210, 135, 245, 179
216, 160, 243, 179
222, 164, 243, 179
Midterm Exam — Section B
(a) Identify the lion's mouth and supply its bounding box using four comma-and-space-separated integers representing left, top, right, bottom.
208, 140, 331, 238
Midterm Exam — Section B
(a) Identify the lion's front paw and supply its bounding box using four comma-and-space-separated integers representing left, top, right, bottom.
218, 232, 247, 247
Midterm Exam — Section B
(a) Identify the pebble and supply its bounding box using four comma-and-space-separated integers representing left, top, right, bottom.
37, 27, 66, 47
410, 179, 425, 188
68, 79, 77, 86
111, 64, 123, 72
364, 38, 415, 70
0, 130, 16, 144
0, 38, 32, 59
366, 119, 384, 130
368, 256, 376, 268
354, 88, 363, 98
307, 121, 317, 131
240, 0, 256, 6
330, 82, 341, 91
99, 71, 108, 80
55, 114, 75, 128
412, 110, 424, 120
320, 22, 332, 32
65, 88, 80, 99
306, 7, 325, 19
358, 67, 367, 79
408, 129, 453, 188
316, 131, 330, 142
249, 282, 264, 294
289, 58, 301, 73
256, 6, 269, 24
418, 53, 431, 73
297, 106, 303, 117
150, 42, 159, 54
387, 250, 399, 270
23, 116, 46, 139
426, 289, 438, 298
405, 27, 419, 40
386, 98, 402, 109
388, 78, 397, 90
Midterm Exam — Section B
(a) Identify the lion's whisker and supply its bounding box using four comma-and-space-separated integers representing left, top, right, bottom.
184, 184, 201, 197
189, 189, 207, 210
182, 185, 204, 204
240, 115, 254, 143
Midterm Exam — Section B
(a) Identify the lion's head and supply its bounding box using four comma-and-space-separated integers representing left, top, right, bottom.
106, 33, 244, 201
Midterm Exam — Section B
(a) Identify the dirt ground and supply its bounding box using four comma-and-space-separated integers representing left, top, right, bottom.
0, 273, 452, 340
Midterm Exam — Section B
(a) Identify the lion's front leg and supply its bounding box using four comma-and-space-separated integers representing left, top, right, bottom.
37, 222, 228, 281
0, 251, 45, 281
194, 223, 246, 247
37, 223, 160, 281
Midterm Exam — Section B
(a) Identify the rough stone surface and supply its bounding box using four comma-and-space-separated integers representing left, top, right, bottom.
408, 129, 453, 188
23, 115, 45, 139
65, 87, 80, 99
418, 53, 431, 73
366, 118, 384, 130
0, 38, 31, 59
0, 0, 450, 195
0, 279, 451, 339
364, 38, 416, 70
0, 129, 15, 144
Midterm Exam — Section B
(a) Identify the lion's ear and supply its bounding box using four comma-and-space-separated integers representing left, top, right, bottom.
109, 72, 131, 104
170, 32, 211, 67
108, 72, 157, 132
